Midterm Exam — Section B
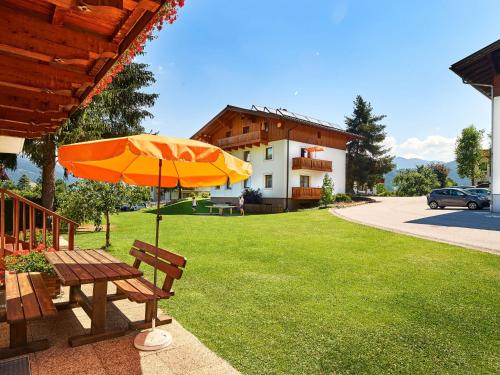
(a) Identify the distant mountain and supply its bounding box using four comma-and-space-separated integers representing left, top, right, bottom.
4, 156, 71, 183
384, 156, 470, 190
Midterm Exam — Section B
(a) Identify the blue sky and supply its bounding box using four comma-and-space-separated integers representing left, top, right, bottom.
137, 0, 500, 161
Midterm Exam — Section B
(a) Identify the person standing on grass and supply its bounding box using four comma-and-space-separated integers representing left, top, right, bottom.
192, 196, 197, 213
239, 194, 245, 216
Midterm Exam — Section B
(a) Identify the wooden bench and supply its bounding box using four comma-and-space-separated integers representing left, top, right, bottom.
0, 271, 57, 359
110, 240, 186, 330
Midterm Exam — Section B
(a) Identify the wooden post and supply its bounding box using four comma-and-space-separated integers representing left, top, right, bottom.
91, 281, 108, 334
22, 202, 26, 242
53, 217, 59, 250
68, 223, 74, 250
14, 198, 19, 251
29, 205, 35, 251
42, 211, 46, 245
1, 191, 4, 256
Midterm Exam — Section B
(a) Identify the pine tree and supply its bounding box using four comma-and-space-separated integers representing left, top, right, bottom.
320, 174, 335, 207
345, 95, 394, 193
23, 62, 158, 210
17, 174, 31, 191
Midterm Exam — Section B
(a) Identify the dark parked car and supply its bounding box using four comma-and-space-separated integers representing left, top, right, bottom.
427, 188, 490, 210
465, 188, 491, 198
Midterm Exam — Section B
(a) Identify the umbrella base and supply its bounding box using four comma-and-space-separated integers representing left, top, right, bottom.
134, 329, 172, 351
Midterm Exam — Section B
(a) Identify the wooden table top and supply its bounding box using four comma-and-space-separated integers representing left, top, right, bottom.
45, 250, 143, 286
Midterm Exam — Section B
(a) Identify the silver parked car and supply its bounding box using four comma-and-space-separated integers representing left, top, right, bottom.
465, 188, 491, 198
427, 188, 490, 210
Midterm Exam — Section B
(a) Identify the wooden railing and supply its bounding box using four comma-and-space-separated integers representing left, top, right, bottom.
292, 157, 332, 172
0, 189, 78, 256
216, 130, 268, 150
292, 187, 322, 200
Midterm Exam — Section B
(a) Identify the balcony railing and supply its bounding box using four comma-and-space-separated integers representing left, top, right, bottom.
292, 157, 332, 172
292, 187, 322, 200
216, 130, 268, 150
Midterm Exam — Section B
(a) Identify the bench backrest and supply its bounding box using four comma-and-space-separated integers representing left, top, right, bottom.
130, 240, 187, 294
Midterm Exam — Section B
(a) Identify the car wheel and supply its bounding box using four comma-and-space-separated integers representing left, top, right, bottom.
429, 201, 439, 209
467, 201, 478, 210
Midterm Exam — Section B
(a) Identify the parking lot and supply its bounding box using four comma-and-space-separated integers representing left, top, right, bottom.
333, 196, 500, 255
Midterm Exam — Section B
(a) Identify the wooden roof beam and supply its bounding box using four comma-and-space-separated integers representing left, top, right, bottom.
0, 108, 68, 124
0, 91, 73, 112
44, 0, 125, 10
2, 6, 118, 58
0, 120, 60, 132
0, 129, 51, 138
0, 55, 93, 91
0, 87, 78, 107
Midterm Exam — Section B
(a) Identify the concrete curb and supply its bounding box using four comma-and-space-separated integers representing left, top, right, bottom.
331, 208, 500, 256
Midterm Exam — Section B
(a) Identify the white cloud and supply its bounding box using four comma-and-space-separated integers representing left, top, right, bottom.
384, 135, 457, 162
293, 91, 299, 96
330, 1, 348, 24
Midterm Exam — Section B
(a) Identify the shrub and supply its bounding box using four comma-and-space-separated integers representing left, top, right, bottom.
5, 245, 56, 275
200, 192, 211, 199
335, 193, 352, 203
375, 182, 388, 196
320, 174, 335, 207
243, 188, 263, 204
393, 165, 439, 196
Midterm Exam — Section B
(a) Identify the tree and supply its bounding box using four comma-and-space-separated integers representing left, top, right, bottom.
17, 174, 31, 191
428, 162, 449, 188
345, 95, 394, 193
59, 180, 149, 247
320, 174, 335, 207
455, 125, 484, 186
393, 165, 439, 196
0, 153, 16, 181
24, 62, 158, 210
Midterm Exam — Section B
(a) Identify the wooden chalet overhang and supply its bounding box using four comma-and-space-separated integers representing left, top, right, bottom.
0, 0, 179, 139
192, 105, 362, 144
450, 39, 500, 97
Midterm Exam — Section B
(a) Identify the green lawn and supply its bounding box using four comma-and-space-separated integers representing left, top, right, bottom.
75, 201, 500, 374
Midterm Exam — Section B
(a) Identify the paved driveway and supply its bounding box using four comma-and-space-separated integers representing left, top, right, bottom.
333, 197, 500, 255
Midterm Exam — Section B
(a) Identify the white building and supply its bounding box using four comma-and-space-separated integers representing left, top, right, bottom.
192, 105, 360, 211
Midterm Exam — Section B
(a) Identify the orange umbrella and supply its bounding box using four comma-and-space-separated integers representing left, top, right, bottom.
58, 134, 252, 350
58, 134, 252, 187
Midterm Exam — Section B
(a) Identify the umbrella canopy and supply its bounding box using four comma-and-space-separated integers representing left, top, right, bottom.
58, 134, 252, 187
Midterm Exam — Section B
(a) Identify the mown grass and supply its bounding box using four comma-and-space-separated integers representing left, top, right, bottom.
75, 201, 500, 374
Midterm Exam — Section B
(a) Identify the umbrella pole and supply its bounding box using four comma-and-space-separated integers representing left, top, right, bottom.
152, 158, 162, 330
134, 158, 172, 351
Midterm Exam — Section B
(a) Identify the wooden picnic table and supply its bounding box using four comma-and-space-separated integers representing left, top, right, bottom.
208, 204, 238, 215
44, 250, 143, 347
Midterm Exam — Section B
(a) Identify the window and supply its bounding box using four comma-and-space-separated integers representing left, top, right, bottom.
225, 131, 231, 138
244, 178, 250, 188
226, 179, 232, 190
243, 150, 251, 162
242, 126, 250, 134
300, 175, 310, 188
264, 174, 273, 189
265, 147, 273, 160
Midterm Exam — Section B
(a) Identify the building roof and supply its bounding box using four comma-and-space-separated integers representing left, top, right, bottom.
450, 39, 500, 97
0, 0, 181, 139
192, 105, 361, 140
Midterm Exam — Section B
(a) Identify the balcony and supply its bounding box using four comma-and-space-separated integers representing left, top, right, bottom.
292, 157, 332, 172
292, 187, 322, 200
216, 130, 268, 150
